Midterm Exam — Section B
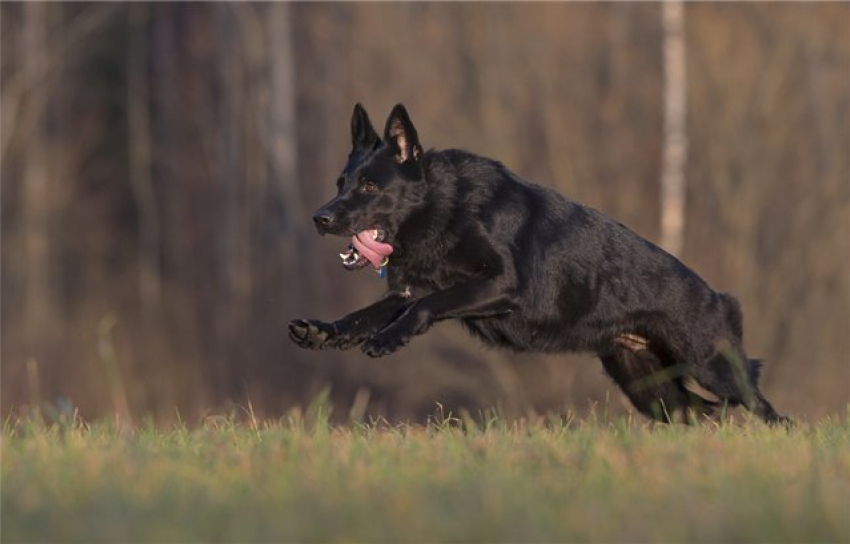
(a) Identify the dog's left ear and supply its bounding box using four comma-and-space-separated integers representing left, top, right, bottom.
384, 104, 422, 164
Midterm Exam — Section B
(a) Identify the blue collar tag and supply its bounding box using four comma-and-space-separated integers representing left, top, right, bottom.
376, 257, 389, 278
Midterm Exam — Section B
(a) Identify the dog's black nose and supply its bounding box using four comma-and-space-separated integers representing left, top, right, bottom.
313, 211, 334, 228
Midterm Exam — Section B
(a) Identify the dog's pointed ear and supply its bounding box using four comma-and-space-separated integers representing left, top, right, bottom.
351, 103, 379, 150
384, 104, 422, 164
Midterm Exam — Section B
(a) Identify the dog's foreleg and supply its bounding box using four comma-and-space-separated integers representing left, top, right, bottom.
289, 292, 412, 350
362, 281, 516, 357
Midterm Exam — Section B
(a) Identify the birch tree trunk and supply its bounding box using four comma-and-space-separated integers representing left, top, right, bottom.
660, 0, 687, 256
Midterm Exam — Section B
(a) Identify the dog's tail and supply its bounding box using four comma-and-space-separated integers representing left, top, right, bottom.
746, 357, 763, 384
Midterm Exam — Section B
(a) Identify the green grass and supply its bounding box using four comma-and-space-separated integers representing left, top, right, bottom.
3, 411, 849, 544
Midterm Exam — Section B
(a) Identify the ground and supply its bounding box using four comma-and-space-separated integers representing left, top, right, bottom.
2, 409, 849, 543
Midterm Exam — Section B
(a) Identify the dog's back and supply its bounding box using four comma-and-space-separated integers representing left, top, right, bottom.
406, 150, 722, 353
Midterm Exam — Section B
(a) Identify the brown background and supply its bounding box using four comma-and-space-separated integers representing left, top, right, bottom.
2, 3, 848, 424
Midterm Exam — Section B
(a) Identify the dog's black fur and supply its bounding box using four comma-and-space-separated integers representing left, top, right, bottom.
290, 103, 788, 424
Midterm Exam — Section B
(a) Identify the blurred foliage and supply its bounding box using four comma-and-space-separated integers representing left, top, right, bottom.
1, 3, 848, 424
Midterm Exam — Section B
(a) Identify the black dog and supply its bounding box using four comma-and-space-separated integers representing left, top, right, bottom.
289, 103, 788, 424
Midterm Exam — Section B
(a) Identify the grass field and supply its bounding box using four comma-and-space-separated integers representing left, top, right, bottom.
2, 409, 849, 544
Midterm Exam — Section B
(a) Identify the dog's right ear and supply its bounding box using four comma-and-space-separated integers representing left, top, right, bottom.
351, 103, 379, 150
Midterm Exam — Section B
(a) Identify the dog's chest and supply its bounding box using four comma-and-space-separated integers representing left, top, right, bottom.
391, 258, 474, 294
391, 235, 497, 294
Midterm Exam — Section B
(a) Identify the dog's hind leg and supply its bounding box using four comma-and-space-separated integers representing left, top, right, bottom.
690, 343, 791, 426
750, 389, 791, 425
599, 349, 682, 423
599, 335, 717, 423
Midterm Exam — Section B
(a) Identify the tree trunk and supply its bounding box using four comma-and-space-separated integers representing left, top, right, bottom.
267, 3, 303, 313
21, 2, 54, 364
127, 4, 161, 319
660, 0, 687, 256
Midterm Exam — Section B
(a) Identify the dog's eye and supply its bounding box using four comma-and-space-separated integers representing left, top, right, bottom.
361, 181, 378, 193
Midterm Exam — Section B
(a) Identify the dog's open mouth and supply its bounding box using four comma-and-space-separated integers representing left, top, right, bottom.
339, 228, 394, 271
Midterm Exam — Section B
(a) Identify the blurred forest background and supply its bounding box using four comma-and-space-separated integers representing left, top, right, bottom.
2, 2, 848, 425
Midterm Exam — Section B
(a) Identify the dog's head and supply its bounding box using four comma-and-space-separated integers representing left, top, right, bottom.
312, 103, 426, 242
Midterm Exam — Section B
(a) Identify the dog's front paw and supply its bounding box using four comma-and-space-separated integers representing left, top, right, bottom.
288, 319, 335, 349
361, 331, 410, 358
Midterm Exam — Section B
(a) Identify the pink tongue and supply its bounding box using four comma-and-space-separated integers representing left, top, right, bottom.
351, 230, 393, 269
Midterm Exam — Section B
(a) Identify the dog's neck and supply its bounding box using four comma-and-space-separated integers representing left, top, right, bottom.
388, 152, 459, 262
